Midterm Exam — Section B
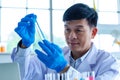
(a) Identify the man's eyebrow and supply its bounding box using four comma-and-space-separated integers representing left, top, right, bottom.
64, 24, 83, 28
75, 25, 83, 28
64, 24, 67, 26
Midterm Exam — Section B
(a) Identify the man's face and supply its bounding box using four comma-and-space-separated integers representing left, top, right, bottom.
64, 19, 97, 54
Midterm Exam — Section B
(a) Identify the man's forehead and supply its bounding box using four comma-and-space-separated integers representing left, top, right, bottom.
64, 19, 88, 26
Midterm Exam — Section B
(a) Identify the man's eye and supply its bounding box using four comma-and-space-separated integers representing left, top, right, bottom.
65, 29, 70, 33
76, 29, 82, 32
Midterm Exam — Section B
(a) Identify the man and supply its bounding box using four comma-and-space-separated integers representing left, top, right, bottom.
11, 3, 120, 80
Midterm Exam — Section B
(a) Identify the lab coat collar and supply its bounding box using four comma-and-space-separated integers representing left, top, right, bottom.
64, 42, 98, 72
85, 42, 98, 64
78, 43, 98, 72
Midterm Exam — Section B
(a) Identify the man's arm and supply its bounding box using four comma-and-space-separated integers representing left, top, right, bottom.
11, 40, 31, 79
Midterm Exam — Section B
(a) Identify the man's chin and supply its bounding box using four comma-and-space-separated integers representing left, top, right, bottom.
70, 46, 79, 51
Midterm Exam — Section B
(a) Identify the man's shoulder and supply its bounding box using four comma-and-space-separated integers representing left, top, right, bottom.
96, 49, 118, 63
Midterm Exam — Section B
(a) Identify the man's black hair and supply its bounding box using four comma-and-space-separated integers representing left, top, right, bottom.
63, 3, 98, 27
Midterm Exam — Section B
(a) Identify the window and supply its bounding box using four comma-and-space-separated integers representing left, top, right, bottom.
98, 0, 119, 24
0, 0, 120, 60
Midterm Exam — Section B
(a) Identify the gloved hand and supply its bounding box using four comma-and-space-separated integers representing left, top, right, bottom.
35, 40, 68, 72
14, 13, 37, 47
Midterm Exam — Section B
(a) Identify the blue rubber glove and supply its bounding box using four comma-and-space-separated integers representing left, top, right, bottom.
35, 40, 68, 72
14, 13, 37, 47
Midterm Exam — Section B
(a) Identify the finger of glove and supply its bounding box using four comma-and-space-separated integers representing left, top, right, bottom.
21, 17, 35, 25
21, 17, 35, 33
35, 49, 57, 69
38, 41, 53, 56
35, 49, 48, 64
42, 40, 56, 52
51, 43, 62, 53
43, 40, 62, 55
24, 14, 37, 25
14, 22, 29, 37
15, 26, 32, 47
25, 13, 37, 20
22, 14, 37, 25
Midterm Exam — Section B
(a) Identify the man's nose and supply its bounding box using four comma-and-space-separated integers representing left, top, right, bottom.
69, 31, 77, 39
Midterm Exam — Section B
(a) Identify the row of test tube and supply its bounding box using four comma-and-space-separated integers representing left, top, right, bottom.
45, 71, 95, 80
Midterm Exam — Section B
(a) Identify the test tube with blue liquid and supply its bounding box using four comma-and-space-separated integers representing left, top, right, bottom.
35, 20, 46, 41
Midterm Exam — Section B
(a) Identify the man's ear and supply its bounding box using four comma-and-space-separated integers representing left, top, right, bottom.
91, 27, 98, 39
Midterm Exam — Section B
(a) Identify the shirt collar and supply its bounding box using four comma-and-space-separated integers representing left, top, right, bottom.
69, 43, 93, 62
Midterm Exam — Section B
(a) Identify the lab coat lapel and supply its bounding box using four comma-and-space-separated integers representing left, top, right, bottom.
77, 43, 98, 72
77, 60, 92, 72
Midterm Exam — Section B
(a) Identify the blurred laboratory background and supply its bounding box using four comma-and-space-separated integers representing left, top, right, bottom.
0, 0, 120, 62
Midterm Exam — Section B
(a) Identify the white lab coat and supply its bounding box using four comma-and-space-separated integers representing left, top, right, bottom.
11, 42, 120, 80
63, 43, 120, 80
